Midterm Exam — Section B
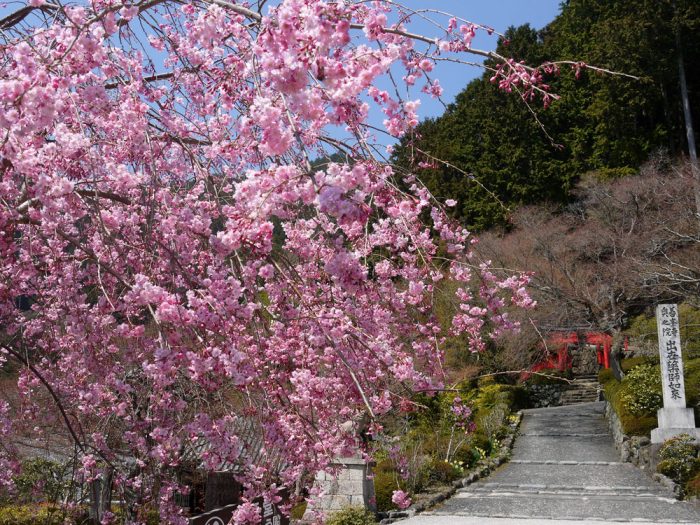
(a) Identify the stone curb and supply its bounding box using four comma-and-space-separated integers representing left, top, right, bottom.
377, 411, 523, 524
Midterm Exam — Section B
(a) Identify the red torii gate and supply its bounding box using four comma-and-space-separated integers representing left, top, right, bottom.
531, 331, 629, 373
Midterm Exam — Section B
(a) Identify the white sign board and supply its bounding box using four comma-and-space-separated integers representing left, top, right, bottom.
656, 304, 686, 408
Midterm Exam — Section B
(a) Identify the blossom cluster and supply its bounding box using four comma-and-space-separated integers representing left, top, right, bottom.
0, 1, 536, 522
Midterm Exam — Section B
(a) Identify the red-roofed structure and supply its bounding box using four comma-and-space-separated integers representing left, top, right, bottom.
530, 331, 629, 375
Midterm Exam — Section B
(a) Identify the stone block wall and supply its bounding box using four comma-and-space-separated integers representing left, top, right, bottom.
525, 384, 564, 408
303, 456, 375, 519
604, 401, 652, 469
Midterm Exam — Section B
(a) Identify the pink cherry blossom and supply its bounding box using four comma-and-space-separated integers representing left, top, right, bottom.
392, 489, 412, 510
0, 1, 543, 520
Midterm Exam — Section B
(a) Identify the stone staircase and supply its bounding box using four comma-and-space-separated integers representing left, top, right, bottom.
559, 374, 600, 405
406, 402, 700, 524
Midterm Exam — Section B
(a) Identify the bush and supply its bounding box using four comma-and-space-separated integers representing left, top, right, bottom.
372, 470, 406, 512
11, 458, 71, 505
687, 470, 700, 499
290, 501, 307, 520
0, 505, 77, 525
505, 386, 530, 411
326, 506, 377, 525
471, 433, 492, 456
619, 414, 657, 436
451, 446, 479, 468
602, 376, 656, 436
684, 358, 700, 422
471, 384, 513, 411
620, 357, 653, 374
426, 460, 461, 484
656, 434, 700, 489
476, 403, 507, 440
603, 357, 700, 437
620, 363, 662, 416
598, 368, 615, 384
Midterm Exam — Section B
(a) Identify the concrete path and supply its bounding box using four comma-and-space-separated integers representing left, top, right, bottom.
401, 402, 700, 524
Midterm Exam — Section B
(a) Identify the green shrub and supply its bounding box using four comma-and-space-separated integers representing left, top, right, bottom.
290, 501, 307, 520
451, 446, 479, 468
620, 363, 662, 416
687, 470, 700, 499
684, 358, 700, 422
598, 368, 615, 384
592, 166, 638, 181
0, 505, 76, 525
373, 458, 394, 474
372, 470, 406, 512
111, 505, 160, 525
619, 414, 657, 436
604, 357, 700, 436
602, 376, 656, 436
12, 458, 71, 505
505, 386, 530, 411
620, 357, 654, 374
657, 434, 700, 488
471, 433, 492, 455
472, 384, 516, 410
326, 506, 377, 525
426, 460, 461, 484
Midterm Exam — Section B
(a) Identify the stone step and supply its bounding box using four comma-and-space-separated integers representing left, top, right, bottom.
573, 374, 599, 380
559, 384, 600, 406
562, 392, 598, 399
484, 459, 661, 488
469, 482, 669, 497
432, 492, 700, 523
407, 401, 700, 525
561, 391, 598, 395
458, 492, 675, 504
561, 393, 599, 398
559, 397, 600, 405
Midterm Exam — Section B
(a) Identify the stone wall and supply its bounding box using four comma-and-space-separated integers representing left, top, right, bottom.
525, 384, 564, 408
303, 456, 375, 519
604, 401, 652, 469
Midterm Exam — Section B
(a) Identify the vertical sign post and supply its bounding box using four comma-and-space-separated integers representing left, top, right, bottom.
651, 304, 700, 444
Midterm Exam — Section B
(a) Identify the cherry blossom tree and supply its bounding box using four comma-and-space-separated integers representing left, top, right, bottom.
0, 1, 545, 522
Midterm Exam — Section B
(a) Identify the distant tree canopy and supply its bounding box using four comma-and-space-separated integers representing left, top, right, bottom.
394, 0, 700, 230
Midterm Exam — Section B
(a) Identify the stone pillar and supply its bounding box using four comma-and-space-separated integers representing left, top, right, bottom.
650, 304, 700, 444
302, 455, 375, 519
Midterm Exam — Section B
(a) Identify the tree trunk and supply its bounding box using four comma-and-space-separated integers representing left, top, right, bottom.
89, 466, 114, 524
675, 2, 700, 218
610, 328, 625, 382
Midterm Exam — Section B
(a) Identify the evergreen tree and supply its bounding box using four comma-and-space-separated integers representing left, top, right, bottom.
395, 0, 700, 230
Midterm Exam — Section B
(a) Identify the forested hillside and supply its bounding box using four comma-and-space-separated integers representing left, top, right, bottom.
394, 0, 700, 230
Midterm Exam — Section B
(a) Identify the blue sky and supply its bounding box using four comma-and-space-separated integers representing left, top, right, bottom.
0, 0, 564, 150
393, 1, 563, 120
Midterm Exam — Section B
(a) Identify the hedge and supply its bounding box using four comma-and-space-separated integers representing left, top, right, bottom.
601, 357, 700, 437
